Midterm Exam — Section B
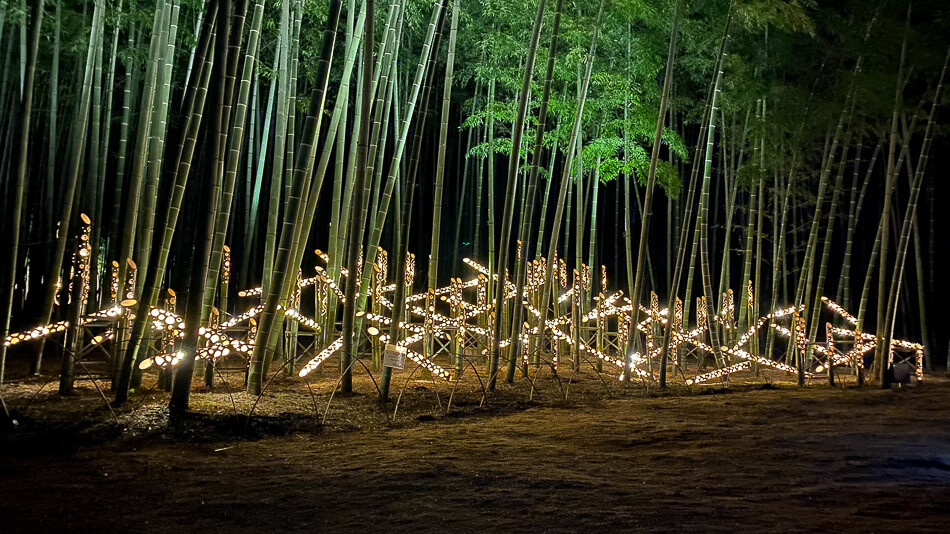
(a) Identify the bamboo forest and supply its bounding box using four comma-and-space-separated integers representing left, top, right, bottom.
1, 0, 949, 531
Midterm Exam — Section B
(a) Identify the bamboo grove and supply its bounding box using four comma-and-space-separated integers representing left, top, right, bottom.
0, 0, 947, 413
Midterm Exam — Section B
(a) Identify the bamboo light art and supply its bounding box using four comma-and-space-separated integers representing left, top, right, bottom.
5, 227, 926, 389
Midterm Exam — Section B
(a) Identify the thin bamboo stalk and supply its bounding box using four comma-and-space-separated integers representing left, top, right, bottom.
489, 0, 548, 389
30, 0, 101, 375
427, 0, 460, 294
0, 0, 44, 384
507, 0, 564, 383
249, 0, 342, 393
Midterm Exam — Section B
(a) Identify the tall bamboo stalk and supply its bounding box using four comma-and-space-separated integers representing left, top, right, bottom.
30, 0, 100, 375
114, 3, 217, 405
380, 9, 445, 401
912, 217, 929, 369
262, 0, 291, 301
873, 7, 911, 382
695, 7, 732, 374
632, 1, 678, 387
532, 0, 604, 386
339, 0, 375, 395
248, 0, 341, 394
506, 0, 564, 383
84, 0, 104, 306
43, 0, 61, 244
201, 0, 262, 323
352, 0, 445, 326
880, 46, 948, 385
111, 0, 169, 308
488, 0, 547, 389
110, 18, 136, 263
136, 1, 182, 297
169, 0, 233, 414
838, 137, 881, 309
427, 0, 459, 295
199, 0, 249, 324
808, 116, 855, 341
0, 0, 43, 384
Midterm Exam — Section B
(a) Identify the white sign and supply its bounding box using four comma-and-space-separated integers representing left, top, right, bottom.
383, 344, 407, 369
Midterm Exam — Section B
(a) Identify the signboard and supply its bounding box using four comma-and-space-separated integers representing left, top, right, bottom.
383, 344, 407, 370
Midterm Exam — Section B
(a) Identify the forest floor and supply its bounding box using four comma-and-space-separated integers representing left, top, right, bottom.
1, 358, 949, 532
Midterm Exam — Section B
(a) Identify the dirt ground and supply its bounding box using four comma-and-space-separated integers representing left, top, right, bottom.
1, 368, 949, 532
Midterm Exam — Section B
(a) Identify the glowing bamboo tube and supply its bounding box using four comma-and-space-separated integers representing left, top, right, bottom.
284, 308, 320, 329
4, 320, 70, 346
462, 257, 489, 276
222, 246, 231, 284
111, 261, 120, 304
238, 287, 263, 298
91, 330, 114, 345
298, 338, 344, 377
747, 280, 754, 314
685, 361, 751, 385
124, 258, 137, 300
821, 296, 857, 325
221, 305, 262, 327
404, 347, 452, 380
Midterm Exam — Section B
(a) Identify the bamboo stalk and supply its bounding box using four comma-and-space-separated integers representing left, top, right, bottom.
427, 0, 460, 295
30, 0, 101, 376
169, 0, 234, 414
507, 0, 564, 383
0, 0, 44, 384
248, 0, 342, 394
114, 3, 217, 405
339, 0, 375, 394
489, 0, 548, 389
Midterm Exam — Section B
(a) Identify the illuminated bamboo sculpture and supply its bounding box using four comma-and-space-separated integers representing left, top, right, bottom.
10, 224, 925, 395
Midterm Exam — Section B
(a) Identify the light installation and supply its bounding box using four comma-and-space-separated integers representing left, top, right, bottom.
5, 233, 926, 389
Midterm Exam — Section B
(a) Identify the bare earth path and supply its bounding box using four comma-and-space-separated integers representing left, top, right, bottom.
2, 380, 949, 532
